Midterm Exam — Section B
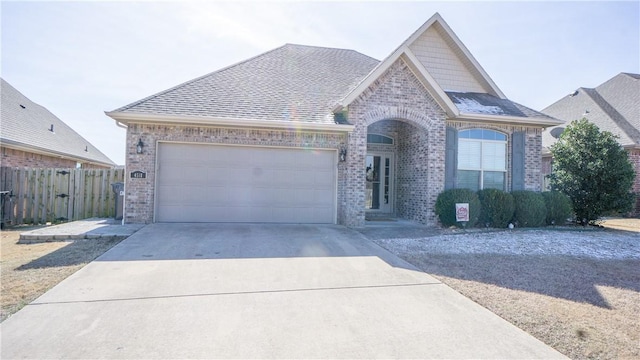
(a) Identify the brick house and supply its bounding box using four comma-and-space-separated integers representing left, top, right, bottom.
107, 13, 561, 226
541, 73, 640, 215
1, 78, 115, 169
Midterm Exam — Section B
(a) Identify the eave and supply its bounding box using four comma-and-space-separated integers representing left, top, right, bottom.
0, 139, 116, 167
454, 113, 565, 128
106, 112, 355, 133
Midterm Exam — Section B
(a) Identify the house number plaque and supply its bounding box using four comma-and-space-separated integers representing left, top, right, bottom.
130, 171, 147, 179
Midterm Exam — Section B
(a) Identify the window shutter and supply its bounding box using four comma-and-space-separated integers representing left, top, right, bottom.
512, 132, 525, 191
445, 127, 458, 189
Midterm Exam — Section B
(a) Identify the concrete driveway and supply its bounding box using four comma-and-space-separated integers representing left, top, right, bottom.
1, 223, 565, 359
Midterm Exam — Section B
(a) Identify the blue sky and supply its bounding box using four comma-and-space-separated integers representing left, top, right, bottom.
2, 1, 638, 165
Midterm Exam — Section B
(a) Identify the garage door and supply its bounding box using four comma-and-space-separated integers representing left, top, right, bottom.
156, 143, 336, 223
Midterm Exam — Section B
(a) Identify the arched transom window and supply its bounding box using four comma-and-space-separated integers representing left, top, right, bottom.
367, 134, 394, 144
457, 129, 507, 191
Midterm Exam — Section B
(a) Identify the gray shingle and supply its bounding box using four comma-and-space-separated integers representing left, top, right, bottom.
1, 78, 115, 166
542, 73, 640, 149
446, 91, 555, 119
113, 44, 380, 124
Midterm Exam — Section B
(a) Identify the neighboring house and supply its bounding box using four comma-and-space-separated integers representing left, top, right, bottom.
107, 13, 561, 226
1, 78, 116, 169
541, 73, 640, 214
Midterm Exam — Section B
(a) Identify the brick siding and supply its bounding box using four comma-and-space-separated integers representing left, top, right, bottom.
628, 149, 640, 216
125, 124, 347, 224
347, 58, 447, 226
2, 147, 78, 168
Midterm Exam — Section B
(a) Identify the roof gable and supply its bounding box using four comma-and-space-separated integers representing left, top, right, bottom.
1, 78, 115, 166
337, 13, 556, 126
407, 19, 498, 95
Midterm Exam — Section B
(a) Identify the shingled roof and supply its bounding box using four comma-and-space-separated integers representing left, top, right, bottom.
446, 91, 556, 120
112, 44, 380, 124
1, 78, 115, 166
542, 73, 640, 151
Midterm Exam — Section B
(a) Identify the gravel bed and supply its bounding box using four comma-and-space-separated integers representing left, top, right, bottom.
375, 229, 640, 260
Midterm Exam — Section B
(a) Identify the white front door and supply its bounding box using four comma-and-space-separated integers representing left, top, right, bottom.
365, 154, 393, 213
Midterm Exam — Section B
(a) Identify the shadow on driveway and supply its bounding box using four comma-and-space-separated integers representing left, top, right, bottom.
95, 223, 418, 271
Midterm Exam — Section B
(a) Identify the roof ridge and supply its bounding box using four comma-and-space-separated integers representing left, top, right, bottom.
109, 44, 292, 113
583, 88, 640, 143
621, 72, 640, 78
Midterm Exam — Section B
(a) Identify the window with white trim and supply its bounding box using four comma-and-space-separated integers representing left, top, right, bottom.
457, 129, 507, 191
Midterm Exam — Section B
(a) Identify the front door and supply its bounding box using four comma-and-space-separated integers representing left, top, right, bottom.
365, 154, 393, 213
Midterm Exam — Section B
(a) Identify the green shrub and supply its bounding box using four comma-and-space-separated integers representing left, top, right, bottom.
542, 191, 573, 225
511, 191, 547, 227
478, 189, 515, 228
435, 188, 480, 227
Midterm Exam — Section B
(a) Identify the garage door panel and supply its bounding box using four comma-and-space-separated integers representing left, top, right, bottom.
157, 144, 336, 223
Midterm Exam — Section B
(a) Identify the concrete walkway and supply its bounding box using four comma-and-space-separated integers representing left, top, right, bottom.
19, 218, 145, 241
1, 223, 566, 359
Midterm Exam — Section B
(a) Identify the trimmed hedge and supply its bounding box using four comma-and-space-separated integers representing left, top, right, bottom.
435, 188, 480, 227
542, 191, 573, 225
511, 190, 547, 227
478, 189, 515, 228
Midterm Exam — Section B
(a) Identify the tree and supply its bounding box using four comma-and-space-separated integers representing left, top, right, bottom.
549, 119, 635, 222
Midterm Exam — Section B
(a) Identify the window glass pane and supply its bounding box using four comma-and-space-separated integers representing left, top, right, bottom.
367, 134, 393, 144
482, 142, 506, 170
469, 129, 483, 139
458, 170, 480, 191
460, 129, 507, 141
458, 140, 481, 169
483, 171, 505, 190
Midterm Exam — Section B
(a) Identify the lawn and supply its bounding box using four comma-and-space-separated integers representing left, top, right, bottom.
372, 226, 639, 360
1, 227, 124, 322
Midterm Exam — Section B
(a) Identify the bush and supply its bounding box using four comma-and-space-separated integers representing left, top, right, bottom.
511, 191, 547, 227
550, 119, 635, 221
542, 191, 573, 225
435, 188, 480, 227
477, 189, 515, 228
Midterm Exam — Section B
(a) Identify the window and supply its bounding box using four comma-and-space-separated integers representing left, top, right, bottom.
367, 134, 394, 144
457, 129, 507, 191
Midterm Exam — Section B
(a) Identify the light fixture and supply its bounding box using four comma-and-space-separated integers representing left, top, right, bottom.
339, 147, 347, 162
136, 138, 144, 154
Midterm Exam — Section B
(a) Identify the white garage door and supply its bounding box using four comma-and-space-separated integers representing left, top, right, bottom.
156, 143, 336, 223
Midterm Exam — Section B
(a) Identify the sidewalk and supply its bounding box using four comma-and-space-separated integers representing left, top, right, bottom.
19, 218, 145, 242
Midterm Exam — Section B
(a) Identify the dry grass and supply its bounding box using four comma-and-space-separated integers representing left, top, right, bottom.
1, 227, 124, 322
598, 218, 640, 233
401, 253, 639, 359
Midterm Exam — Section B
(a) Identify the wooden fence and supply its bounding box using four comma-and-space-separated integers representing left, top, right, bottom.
0, 167, 125, 226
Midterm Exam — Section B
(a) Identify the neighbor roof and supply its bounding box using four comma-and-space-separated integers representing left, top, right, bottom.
542, 73, 640, 152
111, 44, 380, 124
1, 78, 116, 166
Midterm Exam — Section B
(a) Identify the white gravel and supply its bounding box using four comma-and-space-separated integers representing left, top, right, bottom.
375, 229, 640, 260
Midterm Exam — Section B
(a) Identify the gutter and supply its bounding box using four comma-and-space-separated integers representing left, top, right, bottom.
455, 113, 564, 128
0, 140, 116, 167
105, 112, 355, 133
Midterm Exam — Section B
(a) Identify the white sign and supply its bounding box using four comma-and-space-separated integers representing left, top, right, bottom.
455, 203, 469, 222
